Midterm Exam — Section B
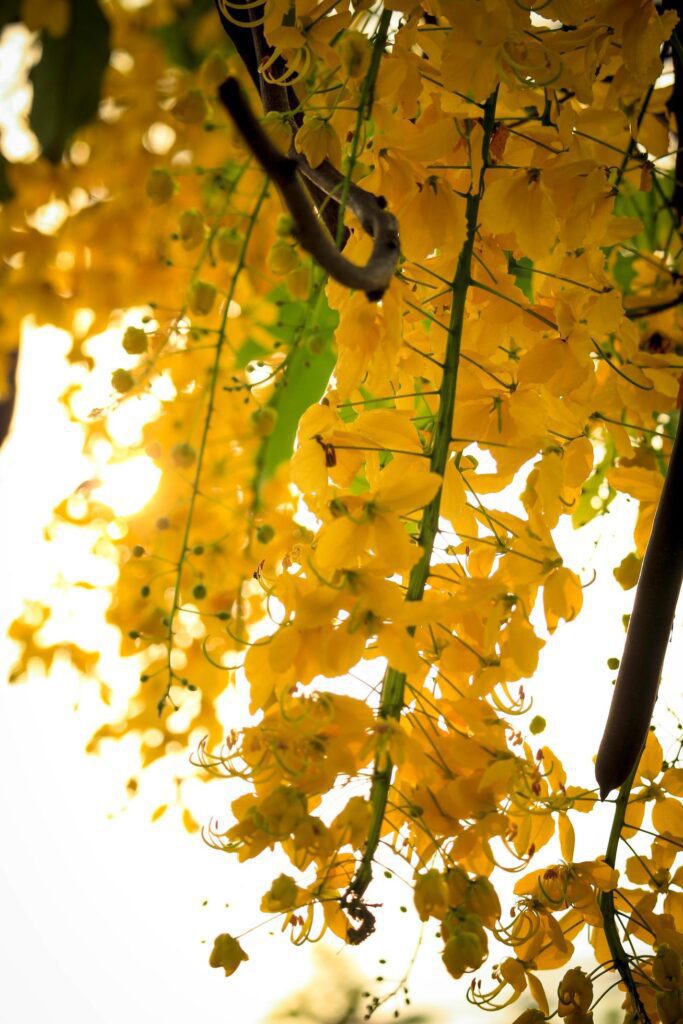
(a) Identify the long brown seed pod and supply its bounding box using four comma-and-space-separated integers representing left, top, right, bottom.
595, 412, 683, 798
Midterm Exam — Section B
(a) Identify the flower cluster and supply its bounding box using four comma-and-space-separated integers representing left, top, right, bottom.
4, 0, 683, 1021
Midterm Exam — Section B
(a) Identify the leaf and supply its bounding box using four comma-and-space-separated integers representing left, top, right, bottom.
508, 253, 534, 301
29, 0, 111, 163
256, 288, 338, 484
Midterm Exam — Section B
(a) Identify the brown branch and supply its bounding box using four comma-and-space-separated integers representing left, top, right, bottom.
625, 293, 683, 318
595, 412, 683, 798
213, 0, 346, 243
218, 77, 400, 300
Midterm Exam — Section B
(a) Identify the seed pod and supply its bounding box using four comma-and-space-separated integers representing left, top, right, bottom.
595, 415, 683, 798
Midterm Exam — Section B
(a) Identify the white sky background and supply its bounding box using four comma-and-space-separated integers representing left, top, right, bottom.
1, 328, 681, 1024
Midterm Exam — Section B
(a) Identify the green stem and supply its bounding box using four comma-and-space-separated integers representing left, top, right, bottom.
335, 9, 391, 247
159, 180, 269, 712
343, 91, 499, 917
599, 763, 651, 1024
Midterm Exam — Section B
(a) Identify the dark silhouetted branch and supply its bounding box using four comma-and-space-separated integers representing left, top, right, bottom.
218, 77, 399, 300
595, 412, 683, 798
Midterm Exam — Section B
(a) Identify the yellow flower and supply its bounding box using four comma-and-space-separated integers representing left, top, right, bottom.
209, 933, 248, 976
260, 874, 301, 913
441, 910, 488, 978
295, 117, 341, 169
414, 868, 449, 921
315, 459, 441, 574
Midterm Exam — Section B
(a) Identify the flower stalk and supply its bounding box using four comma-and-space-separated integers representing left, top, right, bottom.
342, 90, 499, 941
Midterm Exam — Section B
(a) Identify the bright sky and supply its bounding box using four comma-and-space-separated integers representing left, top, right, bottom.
1, 326, 681, 1024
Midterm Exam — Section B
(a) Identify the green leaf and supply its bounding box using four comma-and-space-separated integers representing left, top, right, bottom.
507, 253, 534, 302
260, 338, 336, 482
29, 0, 111, 163
252, 284, 338, 492
611, 250, 637, 295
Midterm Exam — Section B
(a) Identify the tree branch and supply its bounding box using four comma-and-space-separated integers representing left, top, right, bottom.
218, 77, 400, 300
595, 411, 683, 798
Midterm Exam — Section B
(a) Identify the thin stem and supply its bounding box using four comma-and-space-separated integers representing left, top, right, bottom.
598, 763, 651, 1024
159, 181, 269, 712
342, 88, 499, 932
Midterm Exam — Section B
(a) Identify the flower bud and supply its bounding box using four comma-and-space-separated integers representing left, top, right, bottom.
557, 967, 592, 1017
209, 933, 248, 976
446, 865, 469, 906
260, 874, 299, 913
216, 229, 241, 263
178, 209, 205, 250
465, 876, 501, 928
146, 168, 175, 204
173, 89, 208, 125
268, 240, 300, 276
189, 281, 216, 316
653, 945, 682, 991
112, 368, 134, 393
122, 326, 147, 354
414, 869, 449, 922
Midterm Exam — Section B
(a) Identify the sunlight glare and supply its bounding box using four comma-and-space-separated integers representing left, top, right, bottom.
95, 457, 162, 517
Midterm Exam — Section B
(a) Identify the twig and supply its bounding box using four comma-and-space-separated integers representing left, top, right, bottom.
340, 88, 499, 933
598, 764, 651, 1023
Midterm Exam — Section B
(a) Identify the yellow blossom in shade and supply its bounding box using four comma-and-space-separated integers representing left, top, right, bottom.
337, 30, 370, 78
189, 281, 217, 316
21, 0, 70, 36
172, 89, 208, 125
146, 167, 176, 204
480, 169, 559, 260
653, 945, 683, 990
330, 797, 371, 850
260, 874, 300, 913
440, 910, 488, 978
511, 1012, 546, 1024
613, 551, 642, 590
414, 869, 449, 921
209, 933, 248, 976
200, 51, 229, 90
465, 876, 501, 928
178, 209, 205, 250
557, 968, 592, 1018
295, 117, 342, 169
400, 179, 466, 262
